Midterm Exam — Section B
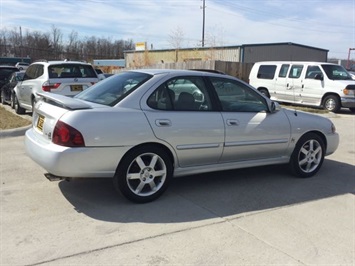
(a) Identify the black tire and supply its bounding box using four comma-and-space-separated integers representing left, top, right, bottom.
323, 95, 340, 113
259, 88, 270, 98
289, 133, 325, 178
10, 93, 15, 109
31, 97, 36, 113
349, 108, 355, 113
14, 94, 25, 114
0, 90, 5, 105
113, 145, 173, 203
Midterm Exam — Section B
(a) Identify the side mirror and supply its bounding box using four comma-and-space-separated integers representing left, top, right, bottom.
270, 101, 281, 113
314, 73, 324, 81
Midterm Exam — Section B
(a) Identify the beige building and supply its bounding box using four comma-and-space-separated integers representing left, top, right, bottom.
124, 42, 328, 68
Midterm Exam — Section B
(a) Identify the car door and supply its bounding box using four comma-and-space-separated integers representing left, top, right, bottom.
209, 77, 291, 162
143, 76, 225, 168
273, 64, 290, 101
300, 65, 324, 105
285, 64, 304, 103
17, 64, 41, 106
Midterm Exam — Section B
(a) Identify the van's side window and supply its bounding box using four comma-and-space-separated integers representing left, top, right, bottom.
305, 66, 322, 79
288, 65, 303, 79
257, 65, 276, 79
278, 64, 290, 77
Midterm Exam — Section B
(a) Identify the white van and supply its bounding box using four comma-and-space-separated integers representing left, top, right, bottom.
249, 61, 355, 113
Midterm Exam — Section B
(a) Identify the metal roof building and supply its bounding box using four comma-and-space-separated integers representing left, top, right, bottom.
124, 42, 328, 68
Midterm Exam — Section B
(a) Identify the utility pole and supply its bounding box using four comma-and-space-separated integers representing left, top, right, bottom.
201, 0, 206, 47
19, 26, 23, 61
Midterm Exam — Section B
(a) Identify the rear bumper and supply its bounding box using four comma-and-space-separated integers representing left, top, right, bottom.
25, 128, 130, 178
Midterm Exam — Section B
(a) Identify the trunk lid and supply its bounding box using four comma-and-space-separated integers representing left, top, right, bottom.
31, 92, 95, 143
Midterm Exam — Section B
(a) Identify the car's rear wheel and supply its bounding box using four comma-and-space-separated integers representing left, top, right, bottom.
114, 145, 173, 203
289, 133, 325, 178
14, 94, 25, 114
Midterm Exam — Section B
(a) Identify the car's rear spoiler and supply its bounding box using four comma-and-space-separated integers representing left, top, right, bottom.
37, 92, 92, 110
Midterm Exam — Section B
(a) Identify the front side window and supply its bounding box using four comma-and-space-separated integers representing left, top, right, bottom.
257, 65, 277, 79
210, 77, 268, 112
288, 65, 303, 79
147, 76, 211, 111
306, 65, 322, 79
75, 71, 152, 106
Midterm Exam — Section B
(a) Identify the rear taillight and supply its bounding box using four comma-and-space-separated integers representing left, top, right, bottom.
53, 121, 85, 147
42, 82, 61, 91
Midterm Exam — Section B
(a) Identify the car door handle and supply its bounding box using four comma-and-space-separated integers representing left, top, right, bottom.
226, 119, 239, 126
156, 119, 172, 127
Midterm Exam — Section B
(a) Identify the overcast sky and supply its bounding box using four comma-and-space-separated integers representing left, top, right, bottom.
1, 0, 354, 59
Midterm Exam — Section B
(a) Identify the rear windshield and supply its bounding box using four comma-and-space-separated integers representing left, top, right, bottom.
321, 64, 352, 80
48, 64, 97, 78
75, 72, 152, 106
0, 68, 18, 80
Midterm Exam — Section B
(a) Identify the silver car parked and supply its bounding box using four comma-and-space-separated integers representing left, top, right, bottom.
25, 69, 339, 203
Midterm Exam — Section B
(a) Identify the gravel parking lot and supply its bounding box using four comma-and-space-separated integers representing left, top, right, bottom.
0, 111, 354, 265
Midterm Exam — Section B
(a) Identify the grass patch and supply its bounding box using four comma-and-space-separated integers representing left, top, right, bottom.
280, 104, 329, 114
0, 106, 31, 130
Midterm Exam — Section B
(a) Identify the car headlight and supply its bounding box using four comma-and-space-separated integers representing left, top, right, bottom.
343, 88, 355, 95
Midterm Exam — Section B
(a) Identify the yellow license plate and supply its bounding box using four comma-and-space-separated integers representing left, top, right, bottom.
71, 85, 83, 91
37, 115, 45, 132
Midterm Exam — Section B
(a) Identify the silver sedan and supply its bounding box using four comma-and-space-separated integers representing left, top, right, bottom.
25, 69, 339, 203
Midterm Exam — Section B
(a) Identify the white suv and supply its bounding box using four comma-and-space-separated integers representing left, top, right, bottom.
13, 60, 99, 114
15, 62, 30, 70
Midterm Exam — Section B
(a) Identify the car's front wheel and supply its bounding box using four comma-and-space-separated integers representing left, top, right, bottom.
289, 133, 325, 178
10, 93, 15, 109
0, 90, 5, 105
114, 145, 173, 203
323, 95, 340, 112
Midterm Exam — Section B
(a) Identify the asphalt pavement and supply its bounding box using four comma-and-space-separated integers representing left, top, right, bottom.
0, 108, 354, 265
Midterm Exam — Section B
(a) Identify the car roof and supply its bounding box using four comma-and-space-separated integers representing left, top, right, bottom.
129, 68, 227, 77
0, 65, 19, 69
254, 61, 338, 66
32, 60, 92, 66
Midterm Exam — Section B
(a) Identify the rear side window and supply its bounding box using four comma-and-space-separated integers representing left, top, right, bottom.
256, 65, 276, 79
278, 64, 290, 78
23, 65, 41, 80
49, 64, 97, 78
147, 77, 212, 111
288, 65, 304, 79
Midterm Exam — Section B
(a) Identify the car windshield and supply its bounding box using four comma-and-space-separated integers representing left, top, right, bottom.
75, 72, 152, 106
321, 64, 352, 80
